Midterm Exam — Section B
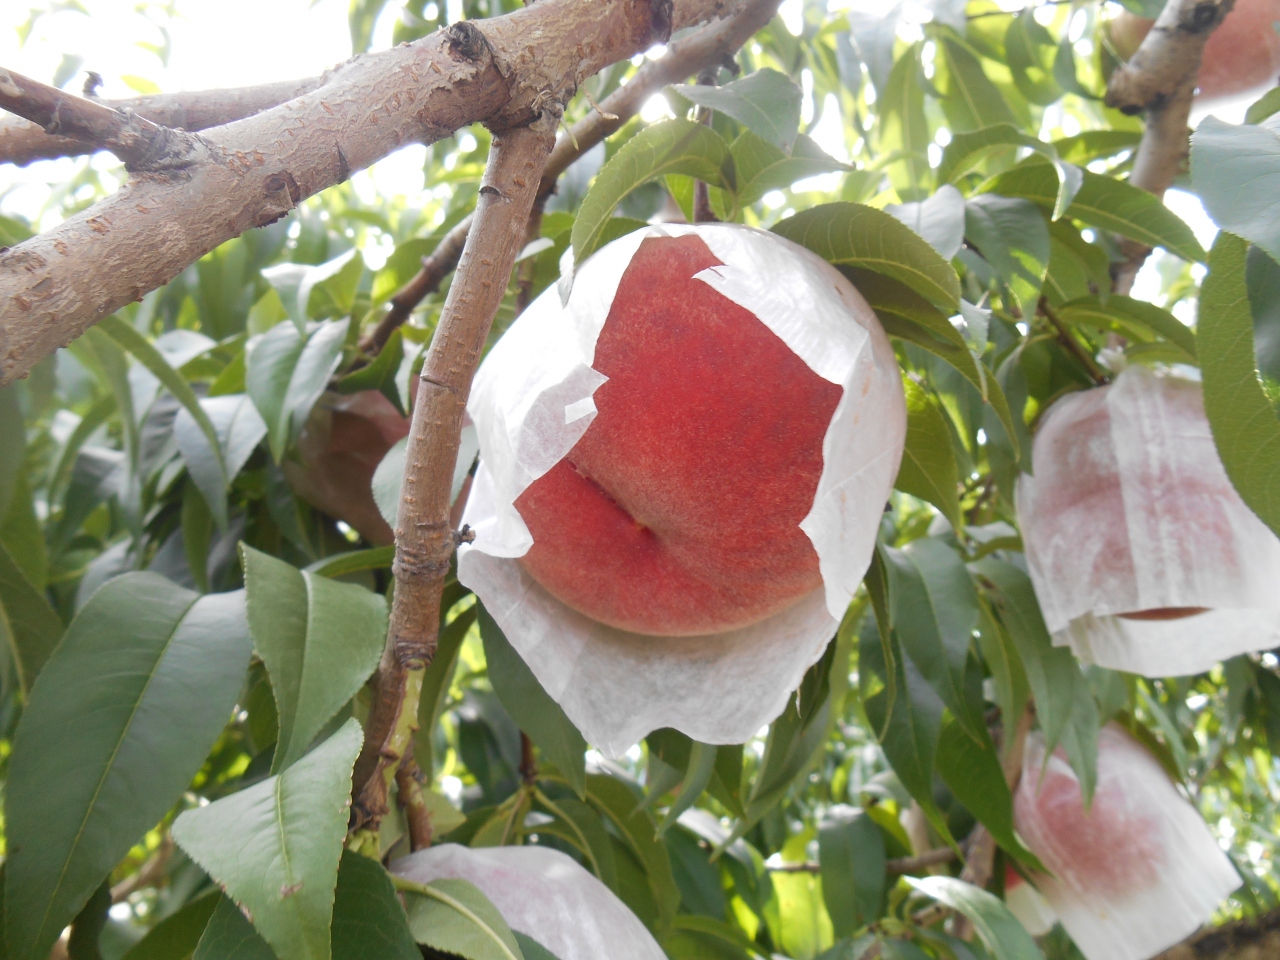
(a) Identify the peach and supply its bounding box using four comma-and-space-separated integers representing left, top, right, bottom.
1013, 725, 1238, 960
1017, 365, 1280, 677
513, 234, 841, 636
457, 223, 904, 751
1107, 0, 1280, 103
285, 390, 410, 545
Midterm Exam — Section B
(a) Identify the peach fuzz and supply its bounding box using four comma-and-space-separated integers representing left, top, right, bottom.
514, 234, 841, 636
285, 389, 410, 545
1107, 0, 1280, 103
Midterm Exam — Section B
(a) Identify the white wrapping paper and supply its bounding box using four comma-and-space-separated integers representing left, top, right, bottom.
1013, 725, 1239, 960
392, 844, 666, 960
1018, 365, 1280, 676
457, 224, 905, 754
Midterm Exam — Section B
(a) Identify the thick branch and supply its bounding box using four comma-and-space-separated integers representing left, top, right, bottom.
356, 0, 779, 355
0, 68, 202, 169
349, 114, 558, 835
1104, 0, 1234, 292
0, 76, 326, 167
0, 0, 739, 386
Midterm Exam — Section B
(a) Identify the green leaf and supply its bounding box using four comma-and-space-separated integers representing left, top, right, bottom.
732, 132, 850, 206
0, 540, 62, 692
818, 807, 886, 935
906, 877, 1043, 960
983, 161, 1206, 263
1198, 232, 1280, 537
192, 897, 276, 960
512, 934, 561, 960
118, 891, 220, 960
886, 185, 966, 260
884, 539, 984, 740
971, 558, 1079, 752
1056, 294, 1196, 363
1005, 10, 1062, 106
6, 576, 252, 960
879, 43, 931, 201
1193, 117, 1280, 264
331, 852, 419, 960
847, 269, 1018, 454
414, 587, 477, 777
337, 328, 404, 414
172, 719, 364, 960
1051, 130, 1142, 166
479, 603, 586, 798
975, 604, 1029, 741
939, 124, 1080, 219
772, 202, 961, 311
937, 36, 1018, 133
0, 386, 22, 524
348, 0, 390, 54
533, 793, 617, 890
572, 120, 733, 263
402, 879, 523, 960
672, 69, 803, 151
1059, 680, 1101, 806
964, 195, 1050, 317
247, 320, 350, 463
934, 719, 1042, 871
98, 316, 225, 477
859, 616, 957, 851
305, 546, 395, 579
241, 544, 387, 773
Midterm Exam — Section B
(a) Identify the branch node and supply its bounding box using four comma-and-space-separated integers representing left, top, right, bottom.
445, 21, 493, 64
82, 72, 103, 98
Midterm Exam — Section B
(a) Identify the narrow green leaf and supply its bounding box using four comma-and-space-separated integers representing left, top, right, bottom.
305, 546, 395, 579
896, 380, 961, 530
247, 320, 350, 463
192, 897, 276, 960
572, 120, 733, 263
964, 195, 1050, 317
672, 69, 802, 151
906, 877, 1043, 960
98, 316, 224, 476
937, 36, 1018, 133
1198, 232, 1280, 536
0, 386, 22, 524
1005, 10, 1062, 106
1059, 681, 1101, 807
331, 852, 419, 960
174, 393, 268, 531
0, 540, 62, 692
479, 603, 586, 798
772, 202, 961, 311
935, 719, 1043, 871
118, 891, 220, 960
402, 879, 523, 960
732, 132, 849, 206
241, 544, 387, 773
172, 720, 364, 960
879, 43, 931, 201
818, 806, 886, 935
1056, 294, 1196, 363
6, 576, 252, 960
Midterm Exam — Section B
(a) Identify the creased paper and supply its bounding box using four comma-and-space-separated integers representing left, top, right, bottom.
392, 844, 666, 960
458, 223, 904, 753
1014, 725, 1240, 960
1018, 364, 1280, 676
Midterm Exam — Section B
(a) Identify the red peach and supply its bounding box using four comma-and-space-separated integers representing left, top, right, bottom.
513, 234, 843, 636
1108, 0, 1280, 102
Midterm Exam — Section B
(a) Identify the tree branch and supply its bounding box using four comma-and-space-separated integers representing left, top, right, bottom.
0, 0, 741, 386
1154, 909, 1280, 960
348, 112, 558, 838
1104, 0, 1234, 293
0, 76, 327, 167
355, 0, 780, 356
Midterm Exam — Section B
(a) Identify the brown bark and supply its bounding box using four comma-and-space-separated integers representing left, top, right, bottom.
349, 113, 558, 834
1154, 910, 1280, 960
0, 0, 740, 386
356, 0, 781, 355
1104, 0, 1235, 293
0, 77, 326, 167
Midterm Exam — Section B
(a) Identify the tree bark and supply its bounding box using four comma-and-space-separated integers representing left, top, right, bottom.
1154, 910, 1280, 960
0, 0, 739, 386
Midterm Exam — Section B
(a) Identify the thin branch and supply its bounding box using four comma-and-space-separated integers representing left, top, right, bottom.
0, 76, 326, 167
0, 0, 741, 386
356, 0, 781, 356
1104, 0, 1235, 293
1039, 297, 1110, 386
395, 755, 436, 852
693, 65, 721, 223
0, 68, 198, 170
349, 112, 558, 839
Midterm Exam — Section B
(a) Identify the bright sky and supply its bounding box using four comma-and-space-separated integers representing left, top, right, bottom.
0, 0, 1231, 309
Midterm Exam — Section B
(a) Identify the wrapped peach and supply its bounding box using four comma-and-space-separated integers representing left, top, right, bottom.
1017, 365, 1280, 677
392, 844, 666, 960
285, 389, 410, 545
457, 224, 906, 753
1013, 725, 1239, 960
